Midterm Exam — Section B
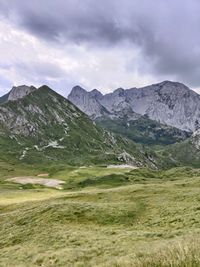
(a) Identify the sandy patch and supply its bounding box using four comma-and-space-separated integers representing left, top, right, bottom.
37, 173, 49, 177
107, 164, 138, 169
7, 176, 65, 189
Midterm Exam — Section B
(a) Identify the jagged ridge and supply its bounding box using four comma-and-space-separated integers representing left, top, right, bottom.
68, 81, 200, 132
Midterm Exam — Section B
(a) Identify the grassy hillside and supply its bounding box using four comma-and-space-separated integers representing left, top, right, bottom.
0, 165, 200, 266
156, 137, 200, 168
96, 115, 191, 146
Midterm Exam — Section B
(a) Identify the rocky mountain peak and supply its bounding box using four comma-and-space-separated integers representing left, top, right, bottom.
113, 88, 125, 96
156, 81, 192, 94
90, 89, 103, 99
68, 85, 108, 118
158, 80, 182, 87
68, 81, 200, 132
8, 85, 37, 101
70, 85, 87, 96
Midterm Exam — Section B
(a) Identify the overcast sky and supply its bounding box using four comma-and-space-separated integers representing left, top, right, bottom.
0, 0, 200, 96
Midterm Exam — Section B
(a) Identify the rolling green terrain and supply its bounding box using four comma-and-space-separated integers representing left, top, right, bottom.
96, 116, 191, 146
0, 164, 200, 267
154, 131, 200, 168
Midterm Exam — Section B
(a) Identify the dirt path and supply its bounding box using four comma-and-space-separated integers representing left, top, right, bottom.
7, 176, 65, 189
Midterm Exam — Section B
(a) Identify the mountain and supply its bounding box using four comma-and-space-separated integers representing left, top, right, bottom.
68, 81, 200, 132
0, 85, 156, 167
68, 81, 195, 145
0, 85, 37, 104
68, 86, 109, 119
69, 81, 200, 132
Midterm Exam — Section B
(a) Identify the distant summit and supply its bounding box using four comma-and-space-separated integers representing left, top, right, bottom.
8, 85, 37, 101
68, 81, 200, 132
69, 86, 110, 119
0, 85, 36, 104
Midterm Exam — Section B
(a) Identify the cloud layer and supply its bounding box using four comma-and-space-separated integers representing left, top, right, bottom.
0, 0, 200, 95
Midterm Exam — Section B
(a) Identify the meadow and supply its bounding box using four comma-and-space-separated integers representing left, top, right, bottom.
0, 162, 200, 266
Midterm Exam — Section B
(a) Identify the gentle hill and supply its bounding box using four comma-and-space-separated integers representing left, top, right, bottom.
160, 129, 200, 168
1, 166, 200, 267
96, 115, 191, 146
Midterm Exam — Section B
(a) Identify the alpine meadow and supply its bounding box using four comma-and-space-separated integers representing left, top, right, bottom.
0, 1, 200, 267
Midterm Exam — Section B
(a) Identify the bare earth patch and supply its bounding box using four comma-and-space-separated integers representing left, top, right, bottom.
37, 173, 49, 177
107, 164, 138, 169
7, 176, 65, 189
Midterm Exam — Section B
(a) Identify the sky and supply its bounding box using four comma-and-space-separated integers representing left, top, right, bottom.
0, 0, 200, 96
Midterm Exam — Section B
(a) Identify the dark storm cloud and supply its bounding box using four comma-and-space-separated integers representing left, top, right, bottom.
1, 0, 200, 87
0, 0, 129, 44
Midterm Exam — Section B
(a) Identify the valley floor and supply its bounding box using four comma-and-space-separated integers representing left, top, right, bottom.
0, 165, 200, 266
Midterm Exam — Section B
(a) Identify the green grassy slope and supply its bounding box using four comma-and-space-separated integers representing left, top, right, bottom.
0, 166, 200, 266
96, 115, 191, 146
157, 137, 200, 168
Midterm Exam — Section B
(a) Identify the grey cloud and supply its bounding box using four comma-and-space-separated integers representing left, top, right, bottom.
0, 60, 71, 96
15, 61, 67, 79
0, 0, 138, 44
1, 0, 200, 87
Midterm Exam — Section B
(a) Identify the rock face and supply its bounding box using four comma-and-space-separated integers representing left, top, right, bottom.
68, 81, 200, 132
191, 129, 200, 150
0, 85, 37, 103
8, 85, 37, 101
68, 86, 108, 119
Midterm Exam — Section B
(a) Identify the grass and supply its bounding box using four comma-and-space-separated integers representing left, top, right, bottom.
0, 165, 200, 266
96, 116, 191, 146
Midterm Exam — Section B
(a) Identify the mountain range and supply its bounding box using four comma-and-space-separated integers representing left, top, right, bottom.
68, 81, 200, 145
68, 81, 200, 132
68, 80, 200, 167
0, 81, 200, 168
0, 85, 155, 167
